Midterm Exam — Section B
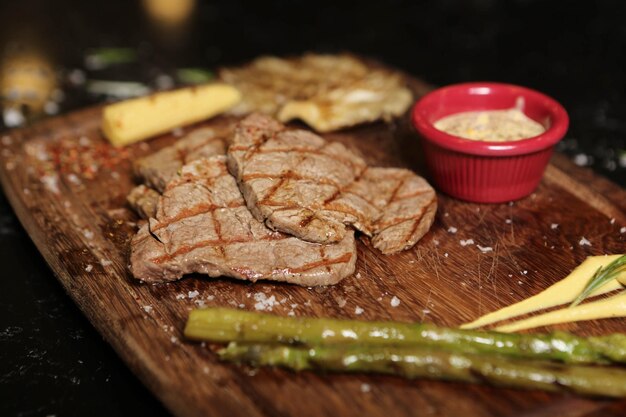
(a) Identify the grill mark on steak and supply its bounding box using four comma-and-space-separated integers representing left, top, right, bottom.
150, 233, 286, 264
319, 245, 331, 273
400, 200, 438, 246
150, 200, 243, 232
130, 155, 357, 285
242, 172, 342, 188
386, 175, 410, 206
230, 145, 361, 171
283, 252, 354, 274
210, 208, 227, 259
256, 140, 323, 217
393, 189, 433, 202
227, 114, 437, 254
259, 175, 289, 205
133, 125, 232, 192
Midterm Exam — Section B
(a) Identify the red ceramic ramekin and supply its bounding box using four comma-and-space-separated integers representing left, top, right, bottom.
411, 82, 569, 203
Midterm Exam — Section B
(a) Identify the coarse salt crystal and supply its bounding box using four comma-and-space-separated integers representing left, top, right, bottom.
41, 174, 60, 194
254, 292, 278, 311
620, 227, 626, 234
505, 219, 512, 224
355, 272, 362, 279
206, 295, 215, 301
4, 107, 25, 127
551, 223, 559, 230
143, 305, 153, 313
390, 296, 400, 307
66, 173, 81, 185
574, 153, 590, 166
336, 297, 347, 308
460, 239, 474, 247
175, 293, 185, 300
100, 259, 112, 267
83, 229, 94, 240
579, 237, 592, 246
477, 245, 493, 253
355, 306, 364, 315
85, 264, 93, 272
360, 383, 371, 393
447, 226, 458, 234
610, 218, 615, 224
444, 252, 449, 257
170, 336, 178, 344
188, 290, 200, 299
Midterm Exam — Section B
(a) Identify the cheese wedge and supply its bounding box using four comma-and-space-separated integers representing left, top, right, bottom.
460, 255, 626, 329
102, 83, 241, 147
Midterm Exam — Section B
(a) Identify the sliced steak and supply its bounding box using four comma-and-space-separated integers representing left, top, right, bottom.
130, 156, 357, 285
127, 184, 160, 219
227, 114, 437, 253
358, 168, 437, 254
134, 126, 231, 192
227, 113, 368, 244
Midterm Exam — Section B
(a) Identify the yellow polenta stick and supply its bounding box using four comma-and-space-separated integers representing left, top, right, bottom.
461, 255, 625, 329
102, 83, 241, 147
496, 291, 626, 332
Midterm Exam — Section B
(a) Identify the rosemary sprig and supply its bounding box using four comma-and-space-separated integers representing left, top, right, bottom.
570, 255, 626, 307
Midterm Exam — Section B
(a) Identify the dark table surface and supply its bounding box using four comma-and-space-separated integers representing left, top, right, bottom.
1, 1, 625, 416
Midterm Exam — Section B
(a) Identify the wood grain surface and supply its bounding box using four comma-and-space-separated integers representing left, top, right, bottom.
1, 79, 626, 417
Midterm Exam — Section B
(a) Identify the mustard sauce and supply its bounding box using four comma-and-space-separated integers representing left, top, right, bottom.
434, 108, 545, 142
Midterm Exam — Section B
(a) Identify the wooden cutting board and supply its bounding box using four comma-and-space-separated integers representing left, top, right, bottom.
1, 79, 626, 417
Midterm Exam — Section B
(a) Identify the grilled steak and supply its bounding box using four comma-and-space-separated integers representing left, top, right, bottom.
130, 156, 357, 285
128, 125, 233, 218
134, 126, 231, 192
127, 184, 160, 219
357, 167, 438, 254
228, 114, 437, 254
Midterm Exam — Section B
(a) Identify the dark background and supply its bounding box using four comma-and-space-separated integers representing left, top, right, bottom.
1, 1, 625, 416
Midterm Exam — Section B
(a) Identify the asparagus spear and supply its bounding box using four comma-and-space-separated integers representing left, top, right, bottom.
184, 308, 626, 365
219, 343, 626, 398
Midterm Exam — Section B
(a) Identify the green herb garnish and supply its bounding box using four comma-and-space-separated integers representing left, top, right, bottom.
176, 68, 215, 85
85, 48, 137, 70
571, 255, 626, 307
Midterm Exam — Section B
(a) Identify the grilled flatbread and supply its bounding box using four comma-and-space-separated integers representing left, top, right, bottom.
219, 54, 413, 132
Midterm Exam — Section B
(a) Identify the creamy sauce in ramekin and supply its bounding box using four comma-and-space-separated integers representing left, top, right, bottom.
434, 108, 545, 142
